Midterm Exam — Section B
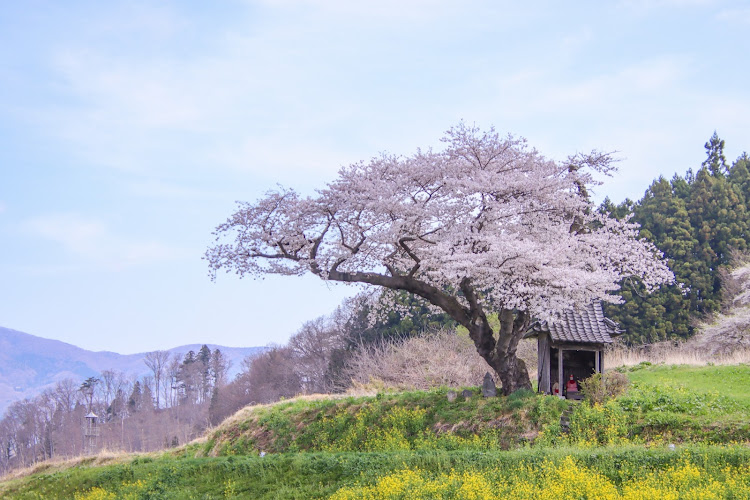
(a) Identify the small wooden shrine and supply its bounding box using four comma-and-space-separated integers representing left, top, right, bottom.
524, 301, 623, 398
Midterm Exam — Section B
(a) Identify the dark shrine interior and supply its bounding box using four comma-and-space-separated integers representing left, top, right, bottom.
549, 348, 597, 393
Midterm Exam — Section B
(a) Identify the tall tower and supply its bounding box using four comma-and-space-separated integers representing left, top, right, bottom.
83, 412, 99, 455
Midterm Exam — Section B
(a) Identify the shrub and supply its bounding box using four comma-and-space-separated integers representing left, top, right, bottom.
580, 371, 629, 405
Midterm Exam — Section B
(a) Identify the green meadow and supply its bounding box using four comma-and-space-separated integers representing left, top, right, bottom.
2, 364, 749, 499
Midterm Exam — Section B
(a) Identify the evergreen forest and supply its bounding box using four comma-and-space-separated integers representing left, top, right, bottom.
602, 132, 750, 344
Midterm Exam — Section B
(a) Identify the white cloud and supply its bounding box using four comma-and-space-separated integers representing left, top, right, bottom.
618, 58, 689, 91
126, 179, 220, 200
26, 213, 105, 254
30, 1, 499, 181
24, 213, 184, 270
42, 33, 357, 178
17, 2, 748, 202
487, 55, 691, 121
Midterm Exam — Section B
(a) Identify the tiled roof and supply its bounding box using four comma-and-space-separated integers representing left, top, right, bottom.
524, 301, 623, 344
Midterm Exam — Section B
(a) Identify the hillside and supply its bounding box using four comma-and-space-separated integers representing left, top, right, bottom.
1, 363, 749, 498
201, 363, 750, 456
203, 388, 564, 456
687, 262, 750, 355
0, 326, 265, 414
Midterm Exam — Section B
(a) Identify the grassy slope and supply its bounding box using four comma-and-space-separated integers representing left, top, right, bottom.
203, 387, 565, 456
626, 363, 750, 403
2, 364, 750, 499
612, 363, 750, 441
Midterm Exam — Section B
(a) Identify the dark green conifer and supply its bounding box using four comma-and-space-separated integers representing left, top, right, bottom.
702, 131, 728, 177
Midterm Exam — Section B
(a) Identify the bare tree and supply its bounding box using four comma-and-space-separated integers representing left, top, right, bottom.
54, 378, 79, 413
144, 350, 170, 409
100, 370, 117, 410
249, 347, 302, 403
210, 349, 231, 388
0, 365, 223, 474
289, 316, 345, 393
37, 389, 56, 461
166, 353, 182, 408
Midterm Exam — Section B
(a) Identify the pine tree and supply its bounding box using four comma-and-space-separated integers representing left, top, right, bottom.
176, 351, 200, 404
128, 381, 142, 413
198, 345, 212, 403
686, 168, 722, 313
687, 166, 748, 310
670, 172, 691, 199
703, 131, 728, 177
598, 196, 634, 220
605, 177, 696, 342
210, 349, 230, 388
729, 153, 750, 208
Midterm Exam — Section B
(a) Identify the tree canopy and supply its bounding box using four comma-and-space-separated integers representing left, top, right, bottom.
206, 123, 673, 393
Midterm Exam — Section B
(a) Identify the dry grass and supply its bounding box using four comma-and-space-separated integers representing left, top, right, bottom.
605, 341, 750, 368
342, 329, 537, 391
0, 449, 134, 482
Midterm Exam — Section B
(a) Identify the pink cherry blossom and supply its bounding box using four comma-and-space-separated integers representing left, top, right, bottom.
206, 123, 673, 393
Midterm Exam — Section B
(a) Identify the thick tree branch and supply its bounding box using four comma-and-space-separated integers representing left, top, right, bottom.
326, 268, 472, 327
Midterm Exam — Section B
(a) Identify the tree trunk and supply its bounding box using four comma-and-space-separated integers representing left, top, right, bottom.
492, 354, 532, 395
467, 309, 532, 396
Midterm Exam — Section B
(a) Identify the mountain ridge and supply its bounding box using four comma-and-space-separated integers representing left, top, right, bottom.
0, 326, 265, 415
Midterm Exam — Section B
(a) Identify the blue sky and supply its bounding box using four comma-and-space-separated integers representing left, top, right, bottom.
1, 0, 749, 353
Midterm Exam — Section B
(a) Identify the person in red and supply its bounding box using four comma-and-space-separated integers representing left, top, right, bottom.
566, 374, 578, 393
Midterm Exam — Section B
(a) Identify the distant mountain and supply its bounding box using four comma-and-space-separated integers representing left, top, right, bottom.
0, 326, 265, 415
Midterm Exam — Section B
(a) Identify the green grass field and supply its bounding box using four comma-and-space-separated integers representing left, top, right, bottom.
3, 446, 750, 499
2, 363, 749, 499
626, 363, 750, 403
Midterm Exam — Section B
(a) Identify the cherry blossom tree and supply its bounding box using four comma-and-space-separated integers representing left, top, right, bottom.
206, 123, 674, 394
